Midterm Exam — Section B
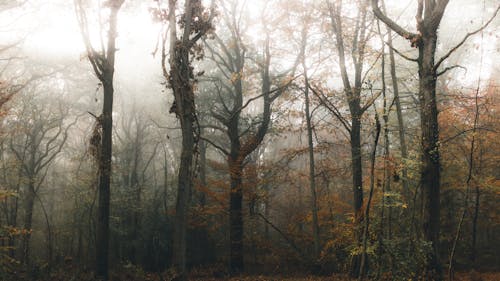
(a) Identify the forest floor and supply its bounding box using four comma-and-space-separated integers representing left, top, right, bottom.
108, 271, 500, 281
14, 267, 500, 280
186, 272, 500, 281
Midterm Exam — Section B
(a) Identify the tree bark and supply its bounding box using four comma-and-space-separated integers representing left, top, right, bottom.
418, 33, 441, 279
229, 156, 244, 273
95, 80, 114, 280
372, 1, 451, 278
75, 0, 123, 278
162, 1, 214, 278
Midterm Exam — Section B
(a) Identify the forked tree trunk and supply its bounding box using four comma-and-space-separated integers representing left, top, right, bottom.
163, 1, 214, 279
75, 0, 124, 278
327, 2, 371, 276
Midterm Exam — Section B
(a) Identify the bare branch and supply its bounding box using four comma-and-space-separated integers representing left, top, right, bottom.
309, 84, 352, 134
200, 136, 229, 156
361, 90, 382, 114
385, 42, 418, 62
372, 0, 419, 42
441, 127, 496, 144
435, 4, 500, 71
436, 65, 467, 77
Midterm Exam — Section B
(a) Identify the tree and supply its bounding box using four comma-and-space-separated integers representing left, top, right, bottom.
7, 89, 73, 269
201, 1, 295, 272
372, 0, 499, 278
114, 103, 159, 265
325, 0, 379, 276
75, 0, 125, 279
155, 0, 214, 279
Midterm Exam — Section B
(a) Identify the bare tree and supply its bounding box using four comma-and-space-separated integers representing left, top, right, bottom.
325, 0, 378, 276
155, 0, 214, 279
372, 0, 499, 278
201, 0, 296, 273
74, 0, 125, 279
8, 91, 73, 268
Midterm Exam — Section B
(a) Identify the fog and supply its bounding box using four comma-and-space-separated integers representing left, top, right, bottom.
0, 0, 499, 280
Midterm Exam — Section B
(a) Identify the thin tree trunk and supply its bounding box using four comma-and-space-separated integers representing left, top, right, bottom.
383, 0, 409, 197
350, 115, 364, 276
21, 182, 35, 266
303, 56, 320, 263
36, 193, 53, 273
359, 107, 381, 281
470, 13, 485, 268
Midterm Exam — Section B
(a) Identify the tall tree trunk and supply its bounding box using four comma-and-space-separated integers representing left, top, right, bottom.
327, 3, 370, 275
304, 65, 320, 262
384, 0, 409, 196
75, 1, 124, 279
471, 185, 479, 267
129, 139, 140, 264
161, 1, 214, 276
168, 34, 197, 281
192, 136, 211, 265
229, 138, 244, 273
359, 107, 381, 281
96, 80, 114, 280
350, 112, 364, 276
418, 33, 441, 279
372, 1, 455, 278
172, 116, 195, 278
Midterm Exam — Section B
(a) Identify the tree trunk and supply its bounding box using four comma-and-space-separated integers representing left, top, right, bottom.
418, 33, 441, 279
172, 117, 195, 277
229, 153, 244, 274
169, 41, 197, 279
304, 67, 320, 262
371, 1, 452, 278
21, 183, 35, 266
75, 1, 123, 279
350, 114, 364, 277
359, 108, 381, 281
471, 186, 479, 267
96, 81, 113, 280
130, 141, 140, 264
384, 0, 409, 197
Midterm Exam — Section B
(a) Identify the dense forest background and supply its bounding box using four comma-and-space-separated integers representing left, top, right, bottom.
0, 0, 499, 280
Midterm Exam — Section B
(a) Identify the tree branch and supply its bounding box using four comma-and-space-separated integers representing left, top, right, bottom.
435, 4, 500, 71
372, 0, 419, 42
309, 84, 352, 134
385, 42, 418, 62
436, 65, 466, 77
200, 136, 229, 156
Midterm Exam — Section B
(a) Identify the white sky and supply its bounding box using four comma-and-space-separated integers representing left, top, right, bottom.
0, 0, 498, 90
